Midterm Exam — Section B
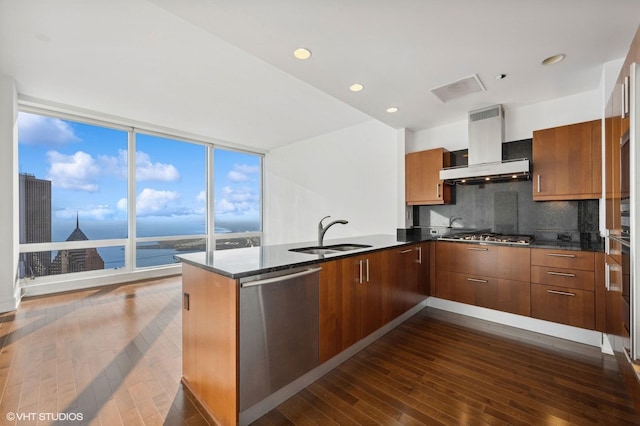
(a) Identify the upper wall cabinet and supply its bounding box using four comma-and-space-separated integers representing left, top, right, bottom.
532, 120, 602, 201
405, 148, 451, 205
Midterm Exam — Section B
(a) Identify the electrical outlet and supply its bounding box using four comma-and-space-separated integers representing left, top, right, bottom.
430, 229, 438, 235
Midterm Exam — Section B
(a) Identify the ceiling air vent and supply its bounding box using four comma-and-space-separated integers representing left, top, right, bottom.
430, 74, 486, 103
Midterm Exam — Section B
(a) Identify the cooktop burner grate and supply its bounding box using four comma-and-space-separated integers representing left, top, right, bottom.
438, 232, 534, 245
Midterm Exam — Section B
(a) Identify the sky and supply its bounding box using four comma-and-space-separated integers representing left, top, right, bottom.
18, 112, 261, 240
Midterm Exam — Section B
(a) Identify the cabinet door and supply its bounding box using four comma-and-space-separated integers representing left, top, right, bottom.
436, 270, 530, 316
395, 246, 419, 317
416, 242, 430, 299
405, 148, 450, 205
358, 251, 385, 339
531, 283, 595, 329
532, 120, 601, 200
319, 259, 346, 363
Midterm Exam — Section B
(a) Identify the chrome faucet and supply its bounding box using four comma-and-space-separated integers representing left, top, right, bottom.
318, 216, 348, 247
448, 216, 463, 228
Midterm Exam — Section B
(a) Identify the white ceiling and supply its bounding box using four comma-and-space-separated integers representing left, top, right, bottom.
2, 0, 640, 152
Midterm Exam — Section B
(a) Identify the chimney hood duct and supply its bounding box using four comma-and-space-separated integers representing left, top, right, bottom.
439, 105, 530, 184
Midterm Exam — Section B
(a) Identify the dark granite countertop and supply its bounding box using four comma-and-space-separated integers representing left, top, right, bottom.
433, 238, 603, 252
176, 234, 433, 279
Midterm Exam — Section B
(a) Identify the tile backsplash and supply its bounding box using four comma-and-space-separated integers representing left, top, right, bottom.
413, 139, 601, 245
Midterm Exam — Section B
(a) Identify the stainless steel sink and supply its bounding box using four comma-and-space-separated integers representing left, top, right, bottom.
289, 243, 372, 255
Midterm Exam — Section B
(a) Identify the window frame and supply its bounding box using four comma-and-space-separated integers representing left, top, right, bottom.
16, 103, 264, 291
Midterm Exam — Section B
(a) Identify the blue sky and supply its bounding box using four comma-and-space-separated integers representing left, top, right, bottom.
18, 112, 261, 239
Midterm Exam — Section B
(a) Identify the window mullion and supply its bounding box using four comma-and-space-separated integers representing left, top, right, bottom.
128, 131, 137, 270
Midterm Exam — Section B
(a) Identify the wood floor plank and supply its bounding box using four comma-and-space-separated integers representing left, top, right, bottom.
1, 276, 639, 426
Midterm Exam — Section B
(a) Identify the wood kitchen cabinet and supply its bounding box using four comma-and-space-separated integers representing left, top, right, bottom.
389, 243, 429, 320
405, 148, 451, 205
181, 263, 238, 426
530, 248, 596, 329
319, 244, 428, 363
435, 242, 531, 316
532, 120, 601, 201
319, 250, 387, 362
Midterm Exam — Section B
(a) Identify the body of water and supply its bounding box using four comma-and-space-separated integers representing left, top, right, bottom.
48, 218, 259, 269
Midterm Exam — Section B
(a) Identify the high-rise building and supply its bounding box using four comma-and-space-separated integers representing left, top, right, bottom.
50, 215, 105, 275
19, 173, 51, 277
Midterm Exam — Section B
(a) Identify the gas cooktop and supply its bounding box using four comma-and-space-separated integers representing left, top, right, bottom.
438, 232, 534, 246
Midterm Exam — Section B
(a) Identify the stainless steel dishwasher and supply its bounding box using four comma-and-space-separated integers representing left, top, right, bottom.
239, 266, 320, 411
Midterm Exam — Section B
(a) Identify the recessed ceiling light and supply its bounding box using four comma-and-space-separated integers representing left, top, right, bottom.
349, 83, 364, 92
386, 107, 399, 113
293, 48, 312, 60
542, 54, 565, 65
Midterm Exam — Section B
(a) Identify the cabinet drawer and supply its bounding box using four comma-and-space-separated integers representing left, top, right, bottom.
531, 248, 594, 271
531, 266, 594, 291
436, 242, 530, 281
531, 283, 595, 329
436, 270, 530, 316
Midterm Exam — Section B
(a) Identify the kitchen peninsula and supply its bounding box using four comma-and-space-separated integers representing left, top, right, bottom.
177, 235, 431, 426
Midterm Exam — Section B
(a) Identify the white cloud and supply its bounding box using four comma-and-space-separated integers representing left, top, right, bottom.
215, 186, 259, 216
196, 190, 206, 203
18, 112, 80, 146
47, 150, 100, 191
117, 198, 127, 212
136, 151, 179, 181
100, 150, 179, 182
227, 163, 260, 183
136, 188, 180, 216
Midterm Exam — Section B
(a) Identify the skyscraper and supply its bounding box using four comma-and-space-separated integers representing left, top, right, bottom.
19, 173, 51, 277
49, 215, 105, 275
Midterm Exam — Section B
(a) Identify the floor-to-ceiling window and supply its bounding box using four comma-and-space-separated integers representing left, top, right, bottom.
213, 147, 262, 249
17, 109, 263, 287
134, 132, 206, 267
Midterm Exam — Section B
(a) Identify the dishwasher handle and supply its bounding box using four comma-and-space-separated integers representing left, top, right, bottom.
240, 267, 322, 288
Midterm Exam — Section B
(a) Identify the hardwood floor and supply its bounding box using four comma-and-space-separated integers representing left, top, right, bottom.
1, 276, 638, 425
0, 276, 208, 425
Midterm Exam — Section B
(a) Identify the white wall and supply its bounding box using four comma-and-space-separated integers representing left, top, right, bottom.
264, 120, 398, 245
0, 75, 19, 312
408, 89, 603, 153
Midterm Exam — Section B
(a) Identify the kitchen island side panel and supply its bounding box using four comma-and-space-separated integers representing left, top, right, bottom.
182, 263, 238, 426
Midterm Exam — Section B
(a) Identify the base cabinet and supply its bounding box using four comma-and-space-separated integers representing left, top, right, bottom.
435, 242, 531, 316
530, 248, 596, 329
319, 244, 428, 363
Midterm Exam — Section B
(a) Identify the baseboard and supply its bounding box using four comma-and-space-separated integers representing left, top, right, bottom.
426, 297, 603, 348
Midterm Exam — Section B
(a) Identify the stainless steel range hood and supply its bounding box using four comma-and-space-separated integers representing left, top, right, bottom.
439, 105, 530, 184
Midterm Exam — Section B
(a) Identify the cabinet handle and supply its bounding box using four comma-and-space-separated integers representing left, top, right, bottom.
358, 260, 363, 284
468, 247, 489, 251
467, 278, 488, 283
417, 246, 422, 264
605, 263, 611, 291
546, 289, 576, 297
547, 271, 576, 277
537, 174, 541, 193
400, 249, 413, 254
183, 292, 190, 311
436, 183, 440, 198
365, 259, 370, 283
546, 253, 576, 258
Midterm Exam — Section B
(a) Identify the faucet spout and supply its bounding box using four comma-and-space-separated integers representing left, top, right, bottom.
448, 216, 463, 228
318, 216, 349, 247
